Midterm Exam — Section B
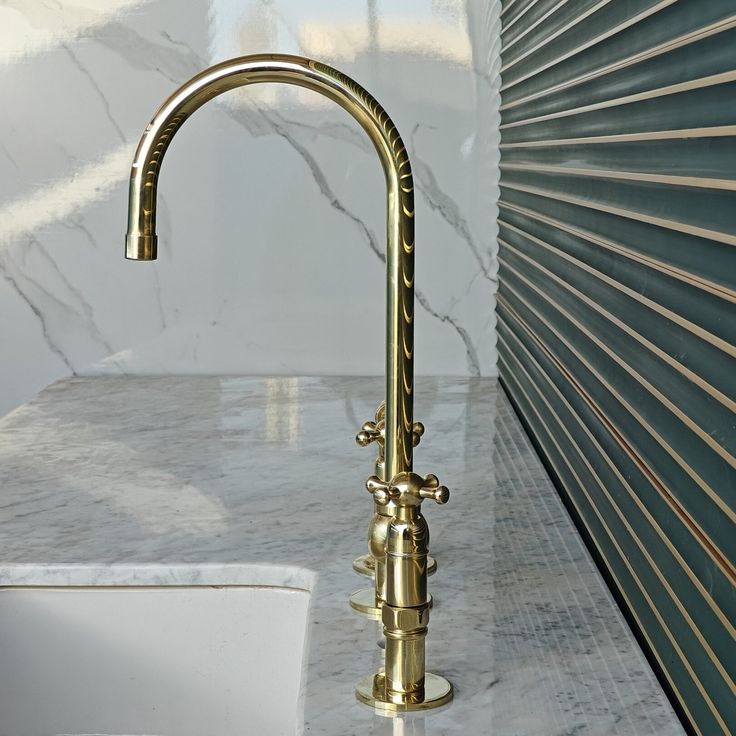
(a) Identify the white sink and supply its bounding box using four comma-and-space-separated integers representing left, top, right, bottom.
0, 584, 311, 736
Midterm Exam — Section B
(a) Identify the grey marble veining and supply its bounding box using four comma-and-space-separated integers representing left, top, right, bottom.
0, 376, 684, 734
0, 0, 502, 417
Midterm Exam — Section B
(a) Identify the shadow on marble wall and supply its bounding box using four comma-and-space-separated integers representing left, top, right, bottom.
0, 0, 501, 416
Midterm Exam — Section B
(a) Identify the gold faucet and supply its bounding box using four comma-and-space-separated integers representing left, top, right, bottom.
125, 54, 452, 712
356, 471, 453, 711
351, 402, 438, 620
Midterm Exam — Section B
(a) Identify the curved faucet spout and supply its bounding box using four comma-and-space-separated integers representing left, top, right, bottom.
125, 54, 415, 475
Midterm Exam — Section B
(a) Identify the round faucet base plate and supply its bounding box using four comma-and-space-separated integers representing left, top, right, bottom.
356, 672, 453, 713
349, 588, 433, 619
348, 588, 382, 619
352, 554, 437, 578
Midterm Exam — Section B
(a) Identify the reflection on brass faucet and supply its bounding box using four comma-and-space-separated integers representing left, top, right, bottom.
356, 472, 452, 711
125, 53, 452, 712
351, 402, 437, 621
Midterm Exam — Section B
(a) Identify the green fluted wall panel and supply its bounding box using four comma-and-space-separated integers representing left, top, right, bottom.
497, 2, 736, 734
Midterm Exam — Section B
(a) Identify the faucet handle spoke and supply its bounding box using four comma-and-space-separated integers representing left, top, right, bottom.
365, 472, 449, 507
355, 409, 424, 449
417, 473, 450, 505
356, 401, 385, 448
356, 419, 384, 448
366, 476, 400, 505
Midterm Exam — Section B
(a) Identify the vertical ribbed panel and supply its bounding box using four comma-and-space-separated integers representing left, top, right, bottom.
497, 2, 736, 735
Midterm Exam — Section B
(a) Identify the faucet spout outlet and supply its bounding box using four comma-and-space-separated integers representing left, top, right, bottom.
125, 53, 417, 484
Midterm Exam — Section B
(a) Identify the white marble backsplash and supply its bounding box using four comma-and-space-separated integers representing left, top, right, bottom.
0, 0, 502, 416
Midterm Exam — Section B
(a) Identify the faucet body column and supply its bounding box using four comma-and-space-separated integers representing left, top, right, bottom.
356, 472, 453, 711
382, 506, 430, 699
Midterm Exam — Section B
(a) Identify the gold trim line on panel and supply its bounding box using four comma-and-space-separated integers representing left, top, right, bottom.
501, 0, 524, 19
497, 274, 736, 579
502, 0, 609, 70
501, 0, 545, 37
499, 180, 736, 247
501, 0, 676, 91
496, 326, 736, 641
498, 320, 736, 722
499, 252, 736, 471
497, 338, 727, 736
497, 253, 736, 528
496, 226, 736, 411
499, 280, 736, 560
500, 334, 736, 708
499, 125, 736, 148
498, 200, 736, 304
499, 162, 736, 192
501, 14, 736, 110
502, 0, 570, 55
497, 356, 709, 736
500, 70, 736, 130
498, 220, 736, 360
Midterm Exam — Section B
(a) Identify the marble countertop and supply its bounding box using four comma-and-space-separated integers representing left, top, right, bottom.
0, 376, 684, 735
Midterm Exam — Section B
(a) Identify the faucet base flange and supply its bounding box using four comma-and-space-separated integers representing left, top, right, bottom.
349, 587, 382, 619
355, 672, 453, 713
352, 553, 437, 578
349, 588, 433, 619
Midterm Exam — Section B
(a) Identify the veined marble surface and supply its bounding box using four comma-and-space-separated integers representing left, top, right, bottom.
0, 0, 501, 416
0, 375, 684, 734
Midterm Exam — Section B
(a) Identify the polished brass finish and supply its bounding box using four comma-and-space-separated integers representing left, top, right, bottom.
349, 587, 432, 618
349, 586, 383, 620
354, 402, 434, 589
352, 553, 436, 578
125, 53, 451, 712
356, 672, 453, 713
352, 554, 377, 577
356, 402, 388, 481
355, 401, 424, 477
356, 471, 452, 711
125, 53, 416, 480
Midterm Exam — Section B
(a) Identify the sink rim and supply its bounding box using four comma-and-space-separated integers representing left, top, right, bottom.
0, 562, 318, 591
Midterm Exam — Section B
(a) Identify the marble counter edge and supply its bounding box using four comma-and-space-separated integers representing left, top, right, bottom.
0, 563, 317, 590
